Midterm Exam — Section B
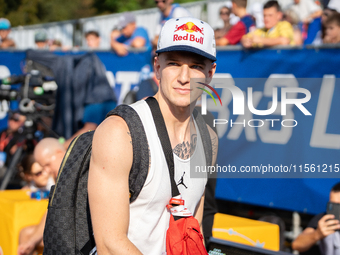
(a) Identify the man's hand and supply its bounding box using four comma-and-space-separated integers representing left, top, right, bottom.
241, 36, 253, 48
251, 35, 263, 45
111, 42, 129, 56
17, 241, 35, 255
316, 214, 340, 239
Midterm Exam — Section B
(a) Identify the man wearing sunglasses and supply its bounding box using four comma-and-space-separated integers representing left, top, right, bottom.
292, 182, 340, 255
152, 0, 191, 48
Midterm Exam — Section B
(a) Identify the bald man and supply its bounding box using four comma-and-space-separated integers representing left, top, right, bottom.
34, 138, 66, 179
17, 138, 66, 255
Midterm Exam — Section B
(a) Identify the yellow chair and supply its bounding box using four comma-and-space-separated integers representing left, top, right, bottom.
212, 213, 280, 251
0, 190, 48, 255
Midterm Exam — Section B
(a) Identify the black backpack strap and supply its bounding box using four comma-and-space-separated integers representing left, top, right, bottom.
106, 104, 149, 202
145, 97, 180, 198
193, 109, 213, 167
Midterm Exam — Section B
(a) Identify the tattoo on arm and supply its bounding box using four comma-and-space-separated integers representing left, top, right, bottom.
127, 131, 132, 144
211, 137, 217, 156
173, 134, 197, 160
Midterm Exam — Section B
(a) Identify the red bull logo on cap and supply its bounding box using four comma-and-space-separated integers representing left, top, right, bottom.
173, 22, 204, 45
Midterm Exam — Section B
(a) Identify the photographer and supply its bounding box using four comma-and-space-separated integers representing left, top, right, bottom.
292, 182, 340, 255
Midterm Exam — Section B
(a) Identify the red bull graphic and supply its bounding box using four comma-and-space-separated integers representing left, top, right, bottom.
173, 22, 204, 45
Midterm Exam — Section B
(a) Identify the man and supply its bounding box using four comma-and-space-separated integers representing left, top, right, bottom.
241, 0, 294, 48
152, 0, 191, 47
0, 18, 15, 49
289, 0, 322, 24
292, 182, 340, 254
216, 0, 255, 46
17, 138, 66, 255
34, 30, 48, 49
88, 16, 218, 254
111, 12, 151, 56
85, 30, 101, 49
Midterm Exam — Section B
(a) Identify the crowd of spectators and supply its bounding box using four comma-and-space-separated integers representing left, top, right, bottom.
1, 0, 340, 51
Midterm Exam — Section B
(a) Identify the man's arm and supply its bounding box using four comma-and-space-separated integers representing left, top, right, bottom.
131, 37, 146, 48
292, 214, 340, 252
216, 22, 246, 46
88, 116, 142, 254
194, 192, 206, 235
252, 36, 291, 47
111, 33, 129, 56
17, 212, 46, 255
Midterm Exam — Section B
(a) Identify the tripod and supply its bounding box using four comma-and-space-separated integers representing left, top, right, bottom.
0, 111, 59, 190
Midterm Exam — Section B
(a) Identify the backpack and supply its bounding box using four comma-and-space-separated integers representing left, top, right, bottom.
43, 101, 213, 254
43, 104, 149, 254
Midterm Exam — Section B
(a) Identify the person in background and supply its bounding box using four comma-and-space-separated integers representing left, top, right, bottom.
310, 7, 338, 45
111, 12, 151, 56
85, 30, 101, 49
292, 182, 340, 255
0, 18, 16, 49
17, 138, 66, 255
284, 8, 303, 45
0, 112, 26, 168
288, 0, 322, 24
241, 0, 294, 48
216, 0, 255, 46
34, 30, 48, 49
323, 12, 340, 44
152, 0, 191, 48
19, 153, 54, 191
214, 5, 233, 40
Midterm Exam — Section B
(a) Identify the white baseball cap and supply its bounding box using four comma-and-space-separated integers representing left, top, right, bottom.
156, 17, 216, 62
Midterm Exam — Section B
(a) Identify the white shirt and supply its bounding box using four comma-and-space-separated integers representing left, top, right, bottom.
128, 100, 207, 255
289, 0, 321, 22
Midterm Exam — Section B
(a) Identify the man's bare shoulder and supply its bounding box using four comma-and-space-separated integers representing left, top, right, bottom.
91, 115, 133, 173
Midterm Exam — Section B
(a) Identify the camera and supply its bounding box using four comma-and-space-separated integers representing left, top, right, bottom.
0, 69, 57, 116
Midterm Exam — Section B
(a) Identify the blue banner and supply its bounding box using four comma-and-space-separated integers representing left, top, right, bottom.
0, 48, 339, 214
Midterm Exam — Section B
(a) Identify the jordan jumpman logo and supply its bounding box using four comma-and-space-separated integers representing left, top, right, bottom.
177, 172, 187, 189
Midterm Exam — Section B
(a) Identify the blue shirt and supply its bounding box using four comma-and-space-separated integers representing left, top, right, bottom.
82, 101, 117, 125
116, 27, 151, 49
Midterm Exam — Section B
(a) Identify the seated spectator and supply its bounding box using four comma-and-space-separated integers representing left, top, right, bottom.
18, 138, 66, 255
85, 30, 101, 49
214, 5, 233, 40
292, 182, 340, 255
288, 0, 322, 24
34, 30, 48, 49
111, 12, 151, 56
284, 9, 303, 45
241, 1, 294, 48
19, 153, 54, 192
216, 0, 255, 46
323, 12, 340, 44
0, 18, 15, 49
152, 0, 191, 48
310, 7, 338, 45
